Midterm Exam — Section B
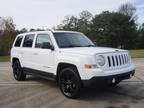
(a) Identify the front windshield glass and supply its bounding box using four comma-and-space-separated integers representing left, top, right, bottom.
53, 32, 95, 48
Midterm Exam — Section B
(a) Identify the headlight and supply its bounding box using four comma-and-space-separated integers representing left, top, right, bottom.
96, 55, 105, 66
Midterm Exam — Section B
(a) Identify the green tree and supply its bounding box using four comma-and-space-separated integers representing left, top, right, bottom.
137, 24, 144, 48
77, 10, 93, 35
56, 10, 93, 35
57, 15, 79, 31
0, 17, 15, 56
90, 11, 137, 49
19, 28, 28, 33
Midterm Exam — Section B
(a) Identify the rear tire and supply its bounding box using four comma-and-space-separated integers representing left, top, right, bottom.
58, 67, 82, 99
12, 60, 26, 81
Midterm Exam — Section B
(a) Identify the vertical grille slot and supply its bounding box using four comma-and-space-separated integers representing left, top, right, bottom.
119, 55, 122, 65
115, 56, 118, 66
108, 56, 111, 67
112, 56, 115, 66
124, 54, 126, 64
121, 55, 124, 65
121, 55, 124, 64
125, 54, 128, 63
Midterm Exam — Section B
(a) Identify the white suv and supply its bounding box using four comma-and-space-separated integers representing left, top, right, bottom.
11, 31, 135, 98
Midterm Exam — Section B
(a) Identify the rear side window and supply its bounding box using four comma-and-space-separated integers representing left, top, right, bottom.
23, 34, 35, 47
14, 36, 23, 47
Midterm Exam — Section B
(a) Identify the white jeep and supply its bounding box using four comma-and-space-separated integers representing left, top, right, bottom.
11, 31, 135, 98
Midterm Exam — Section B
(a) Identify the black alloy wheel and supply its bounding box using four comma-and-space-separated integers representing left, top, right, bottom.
59, 67, 82, 99
13, 60, 26, 81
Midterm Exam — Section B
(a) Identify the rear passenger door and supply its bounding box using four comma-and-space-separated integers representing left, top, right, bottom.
21, 34, 35, 68
31, 34, 55, 73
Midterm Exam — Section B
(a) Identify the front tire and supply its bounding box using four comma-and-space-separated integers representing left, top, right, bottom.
59, 67, 82, 99
12, 60, 26, 81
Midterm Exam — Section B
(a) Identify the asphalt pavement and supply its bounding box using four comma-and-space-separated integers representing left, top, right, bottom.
0, 58, 144, 108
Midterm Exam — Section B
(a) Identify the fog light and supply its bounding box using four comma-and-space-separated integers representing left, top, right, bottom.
112, 78, 116, 83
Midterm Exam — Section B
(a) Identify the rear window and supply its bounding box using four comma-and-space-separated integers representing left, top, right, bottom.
23, 34, 35, 47
14, 36, 23, 47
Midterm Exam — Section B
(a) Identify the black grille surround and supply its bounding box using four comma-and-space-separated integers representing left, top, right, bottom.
107, 53, 130, 68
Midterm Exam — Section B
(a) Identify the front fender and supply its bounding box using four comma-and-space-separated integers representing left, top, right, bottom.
55, 53, 94, 79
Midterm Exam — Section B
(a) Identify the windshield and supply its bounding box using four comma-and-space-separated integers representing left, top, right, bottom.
53, 32, 95, 48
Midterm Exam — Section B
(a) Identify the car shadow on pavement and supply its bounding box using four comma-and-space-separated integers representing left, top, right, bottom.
79, 82, 144, 103
25, 75, 144, 103
25, 75, 58, 87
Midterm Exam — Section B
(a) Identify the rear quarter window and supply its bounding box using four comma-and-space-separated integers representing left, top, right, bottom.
14, 36, 23, 47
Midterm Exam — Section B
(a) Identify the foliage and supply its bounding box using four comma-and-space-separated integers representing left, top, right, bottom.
136, 25, 144, 48
56, 10, 137, 49
90, 11, 137, 49
56, 10, 93, 35
0, 17, 16, 56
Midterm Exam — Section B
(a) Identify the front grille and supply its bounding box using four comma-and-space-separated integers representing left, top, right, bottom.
107, 54, 129, 67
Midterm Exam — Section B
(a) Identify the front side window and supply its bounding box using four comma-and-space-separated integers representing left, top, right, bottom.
14, 36, 23, 47
23, 34, 35, 47
35, 34, 52, 49
53, 32, 95, 48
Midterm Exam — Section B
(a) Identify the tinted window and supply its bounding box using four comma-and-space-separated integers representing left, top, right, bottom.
14, 36, 23, 47
23, 34, 35, 47
35, 34, 52, 48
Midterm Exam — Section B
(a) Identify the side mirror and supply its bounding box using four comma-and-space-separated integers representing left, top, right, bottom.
42, 42, 54, 50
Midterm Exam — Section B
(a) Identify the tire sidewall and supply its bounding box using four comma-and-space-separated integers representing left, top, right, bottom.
58, 67, 81, 98
13, 60, 26, 81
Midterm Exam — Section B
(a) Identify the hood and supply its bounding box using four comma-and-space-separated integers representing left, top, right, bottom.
59, 47, 127, 55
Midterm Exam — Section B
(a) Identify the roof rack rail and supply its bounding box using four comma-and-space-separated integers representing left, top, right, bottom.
46, 28, 53, 33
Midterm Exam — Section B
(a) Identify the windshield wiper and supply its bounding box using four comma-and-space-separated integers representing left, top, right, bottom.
62, 45, 95, 48
64, 45, 82, 48
83, 45, 95, 47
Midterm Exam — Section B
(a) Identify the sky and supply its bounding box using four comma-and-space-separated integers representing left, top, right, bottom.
0, 0, 144, 30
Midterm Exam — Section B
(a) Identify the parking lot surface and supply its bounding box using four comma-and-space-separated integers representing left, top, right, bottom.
0, 58, 144, 108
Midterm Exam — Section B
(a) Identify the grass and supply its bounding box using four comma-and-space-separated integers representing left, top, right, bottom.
0, 56, 10, 62
0, 49, 143, 62
129, 49, 144, 58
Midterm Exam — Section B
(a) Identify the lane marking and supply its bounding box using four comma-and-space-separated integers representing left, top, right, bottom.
0, 83, 45, 86
0, 67, 11, 71
134, 76, 144, 82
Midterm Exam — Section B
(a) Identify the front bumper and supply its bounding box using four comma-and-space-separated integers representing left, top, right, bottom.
82, 70, 135, 86
81, 64, 135, 80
